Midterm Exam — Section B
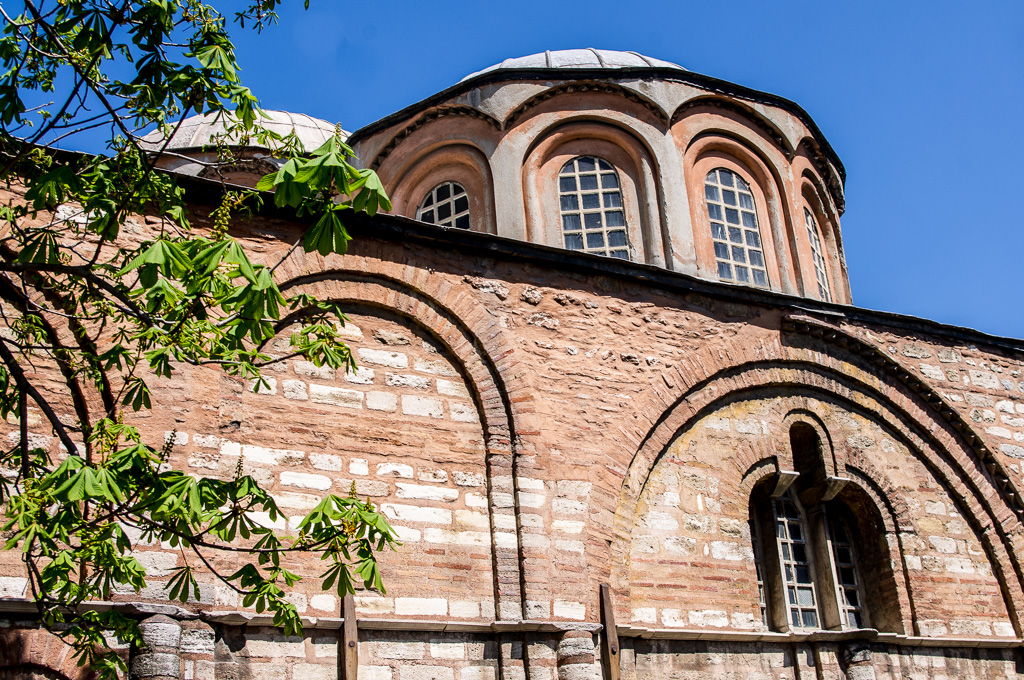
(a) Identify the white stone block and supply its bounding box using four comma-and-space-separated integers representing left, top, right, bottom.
450, 600, 481, 618
345, 367, 375, 385
552, 520, 584, 534
247, 512, 287, 530
194, 434, 224, 449
552, 499, 587, 514
280, 471, 332, 491
710, 541, 753, 561
0, 576, 28, 598
419, 468, 449, 483
522, 534, 550, 549
377, 462, 414, 478
518, 477, 545, 491
402, 395, 444, 418
553, 600, 586, 620
518, 492, 545, 508
519, 513, 543, 528
437, 379, 470, 398
632, 607, 656, 624
642, 511, 678, 531
381, 503, 452, 524
386, 373, 431, 390
309, 453, 342, 471
397, 483, 458, 502
452, 471, 485, 486
461, 668, 496, 680
358, 667, 392, 680
246, 377, 277, 395
399, 668, 454, 680
414, 357, 457, 376
240, 445, 304, 466
919, 364, 946, 381
450, 402, 479, 423
465, 492, 488, 507
928, 536, 958, 553
133, 550, 179, 577
164, 431, 189, 446
556, 480, 592, 497
494, 532, 518, 549
688, 609, 729, 627
423, 528, 490, 546
282, 379, 308, 400
350, 458, 369, 475
393, 525, 421, 542
358, 348, 408, 368
455, 510, 490, 530
366, 391, 398, 412
555, 539, 585, 553
271, 491, 321, 510
356, 596, 395, 615
335, 321, 364, 342
429, 639, 465, 659
294, 361, 335, 380
309, 594, 337, 612
309, 384, 363, 409
246, 633, 306, 658
395, 597, 447, 616
370, 640, 424, 659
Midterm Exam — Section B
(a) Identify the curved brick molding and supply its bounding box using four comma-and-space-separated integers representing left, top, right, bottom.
504, 81, 670, 130
610, 332, 1024, 636
0, 626, 93, 680
369, 106, 501, 171
276, 267, 532, 623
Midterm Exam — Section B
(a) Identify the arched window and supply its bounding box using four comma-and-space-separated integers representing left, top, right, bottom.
750, 422, 876, 632
704, 168, 768, 287
804, 208, 831, 302
558, 156, 630, 260
417, 182, 470, 229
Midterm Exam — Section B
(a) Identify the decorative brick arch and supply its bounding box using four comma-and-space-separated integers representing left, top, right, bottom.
0, 628, 93, 680
369, 106, 500, 171
503, 81, 670, 130
608, 319, 1024, 634
273, 260, 533, 622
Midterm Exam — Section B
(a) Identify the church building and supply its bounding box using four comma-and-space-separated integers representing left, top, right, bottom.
4, 49, 1024, 680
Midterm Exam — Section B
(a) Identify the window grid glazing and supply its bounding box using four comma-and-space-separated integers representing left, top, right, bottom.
558, 156, 630, 260
417, 182, 470, 230
704, 169, 768, 287
774, 492, 820, 629
828, 516, 866, 628
804, 208, 831, 302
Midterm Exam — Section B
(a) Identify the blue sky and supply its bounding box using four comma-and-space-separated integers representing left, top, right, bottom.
155, 2, 1024, 338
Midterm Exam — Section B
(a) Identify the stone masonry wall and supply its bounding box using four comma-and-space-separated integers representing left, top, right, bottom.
4, 204, 1024, 679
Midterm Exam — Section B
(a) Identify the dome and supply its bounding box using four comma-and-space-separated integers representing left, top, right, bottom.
461, 48, 686, 82
141, 110, 344, 153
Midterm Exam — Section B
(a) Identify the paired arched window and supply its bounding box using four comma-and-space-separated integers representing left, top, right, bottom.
704, 168, 768, 287
804, 208, 831, 302
417, 181, 470, 230
558, 156, 630, 260
750, 422, 874, 632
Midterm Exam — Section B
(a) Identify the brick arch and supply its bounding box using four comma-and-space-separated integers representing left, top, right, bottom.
608, 334, 1024, 634
273, 263, 531, 621
503, 81, 670, 130
0, 628, 92, 680
368, 105, 500, 171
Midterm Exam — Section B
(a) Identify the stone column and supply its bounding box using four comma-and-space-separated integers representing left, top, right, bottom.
556, 631, 599, 680
130, 615, 182, 680
842, 644, 876, 680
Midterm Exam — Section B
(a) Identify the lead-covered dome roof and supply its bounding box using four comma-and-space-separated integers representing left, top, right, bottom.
461, 48, 686, 82
142, 110, 343, 153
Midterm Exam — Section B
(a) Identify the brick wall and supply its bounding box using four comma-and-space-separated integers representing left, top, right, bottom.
4, 204, 1024, 679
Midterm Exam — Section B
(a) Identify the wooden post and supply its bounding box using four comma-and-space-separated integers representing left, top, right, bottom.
599, 584, 620, 680
340, 591, 358, 680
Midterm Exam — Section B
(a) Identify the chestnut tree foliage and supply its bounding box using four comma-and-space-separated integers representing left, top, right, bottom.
0, 1, 396, 676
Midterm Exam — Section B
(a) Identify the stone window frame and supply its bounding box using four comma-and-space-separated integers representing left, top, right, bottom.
703, 167, 770, 287
803, 207, 831, 302
378, 142, 497, 235
750, 418, 876, 634
556, 156, 631, 260
417, 181, 471, 230
522, 121, 654, 264
686, 145, 785, 293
